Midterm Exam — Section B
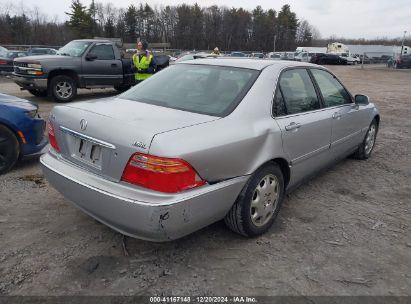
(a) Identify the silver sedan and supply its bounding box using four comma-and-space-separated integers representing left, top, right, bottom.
41, 59, 380, 241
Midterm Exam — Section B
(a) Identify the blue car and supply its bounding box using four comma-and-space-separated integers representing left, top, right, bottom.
0, 93, 47, 174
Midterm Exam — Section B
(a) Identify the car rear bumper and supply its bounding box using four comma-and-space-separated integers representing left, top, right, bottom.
12, 74, 48, 90
40, 152, 248, 242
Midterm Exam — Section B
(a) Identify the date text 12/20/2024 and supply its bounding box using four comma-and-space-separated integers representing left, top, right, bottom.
149, 296, 257, 303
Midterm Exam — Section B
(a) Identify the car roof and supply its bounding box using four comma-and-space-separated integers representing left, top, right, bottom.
181, 58, 314, 71
73, 39, 112, 43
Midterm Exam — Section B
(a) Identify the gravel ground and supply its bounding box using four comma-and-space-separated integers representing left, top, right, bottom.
0, 65, 410, 296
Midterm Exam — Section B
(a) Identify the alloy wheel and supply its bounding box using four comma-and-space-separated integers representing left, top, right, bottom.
55, 81, 73, 99
365, 124, 376, 155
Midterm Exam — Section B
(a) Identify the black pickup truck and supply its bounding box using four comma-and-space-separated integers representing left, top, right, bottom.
12, 39, 136, 102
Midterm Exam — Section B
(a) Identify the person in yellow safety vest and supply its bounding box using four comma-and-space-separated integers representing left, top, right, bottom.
132, 40, 157, 84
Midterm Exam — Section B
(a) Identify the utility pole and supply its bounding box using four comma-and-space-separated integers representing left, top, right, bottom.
273, 35, 277, 52
400, 30, 407, 55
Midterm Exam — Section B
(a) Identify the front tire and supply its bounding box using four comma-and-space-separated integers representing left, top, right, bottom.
353, 119, 378, 160
225, 163, 285, 237
50, 75, 77, 103
0, 125, 20, 175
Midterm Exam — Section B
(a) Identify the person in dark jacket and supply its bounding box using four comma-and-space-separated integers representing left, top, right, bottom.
132, 40, 157, 84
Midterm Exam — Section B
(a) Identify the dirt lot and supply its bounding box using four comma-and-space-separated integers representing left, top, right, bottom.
0, 65, 410, 296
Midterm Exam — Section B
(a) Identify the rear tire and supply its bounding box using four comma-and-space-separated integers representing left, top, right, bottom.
225, 163, 285, 237
353, 119, 378, 160
0, 125, 20, 175
28, 89, 48, 97
50, 75, 77, 103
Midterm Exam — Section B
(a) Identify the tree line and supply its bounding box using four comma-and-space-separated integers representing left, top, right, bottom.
0, 0, 316, 51
0, 0, 409, 51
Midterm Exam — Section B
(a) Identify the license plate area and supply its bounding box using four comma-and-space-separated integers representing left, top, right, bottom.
73, 137, 103, 169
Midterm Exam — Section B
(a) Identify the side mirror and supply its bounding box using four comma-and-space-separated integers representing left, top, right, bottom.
86, 53, 98, 61
355, 94, 369, 105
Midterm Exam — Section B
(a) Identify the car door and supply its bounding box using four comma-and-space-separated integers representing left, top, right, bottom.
310, 68, 367, 157
273, 68, 334, 185
82, 43, 123, 86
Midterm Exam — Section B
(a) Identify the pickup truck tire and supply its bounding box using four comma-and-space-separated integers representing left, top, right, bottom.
50, 75, 77, 103
224, 163, 284, 237
28, 89, 48, 97
0, 125, 20, 175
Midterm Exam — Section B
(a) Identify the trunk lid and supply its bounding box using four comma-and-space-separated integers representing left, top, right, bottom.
52, 97, 219, 181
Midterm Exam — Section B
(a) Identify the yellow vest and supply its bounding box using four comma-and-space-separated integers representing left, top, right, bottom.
132, 53, 153, 81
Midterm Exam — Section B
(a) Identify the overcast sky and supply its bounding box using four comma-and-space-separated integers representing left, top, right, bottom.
6, 0, 411, 39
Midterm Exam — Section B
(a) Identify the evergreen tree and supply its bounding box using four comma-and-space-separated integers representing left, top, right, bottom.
276, 4, 298, 51
124, 5, 138, 42
88, 0, 98, 36
65, 0, 94, 39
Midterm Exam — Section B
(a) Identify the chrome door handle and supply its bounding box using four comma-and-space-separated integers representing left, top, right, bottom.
285, 122, 301, 131
332, 112, 342, 119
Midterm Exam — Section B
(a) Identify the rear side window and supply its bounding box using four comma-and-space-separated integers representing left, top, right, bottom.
278, 69, 320, 115
89, 44, 115, 60
311, 69, 352, 107
273, 89, 287, 117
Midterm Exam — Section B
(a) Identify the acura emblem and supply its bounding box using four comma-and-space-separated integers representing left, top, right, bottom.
80, 119, 87, 131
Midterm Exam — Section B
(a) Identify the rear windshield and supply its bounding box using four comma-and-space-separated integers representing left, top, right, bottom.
120, 64, 259, 117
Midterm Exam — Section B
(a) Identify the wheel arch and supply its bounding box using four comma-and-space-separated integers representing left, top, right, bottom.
253, 157, 291, 189
48, 69, 80, 87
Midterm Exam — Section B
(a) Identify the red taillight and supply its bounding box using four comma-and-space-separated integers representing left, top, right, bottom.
121, 153, 206, 193
47, 120, 60, 152
0, 60, 8, 65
